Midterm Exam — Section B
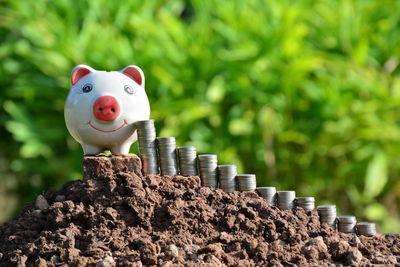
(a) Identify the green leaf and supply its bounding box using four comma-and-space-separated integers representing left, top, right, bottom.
364, 151, 388, 197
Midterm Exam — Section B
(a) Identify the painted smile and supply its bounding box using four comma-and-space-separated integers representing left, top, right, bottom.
86, 120, 128, 133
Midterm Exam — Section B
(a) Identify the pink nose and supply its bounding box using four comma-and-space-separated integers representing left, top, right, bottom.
93, 96, 120, 121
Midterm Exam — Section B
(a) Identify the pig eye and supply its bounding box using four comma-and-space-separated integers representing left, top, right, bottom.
124, 85, 136, 95
82, 83, 93, 93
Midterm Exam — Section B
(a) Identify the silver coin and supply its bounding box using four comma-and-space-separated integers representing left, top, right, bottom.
356, 222, 377, 236
177, 146, 198, 176
337, 215, 357, 233
277, 191, 296, 209
296, 197, 315, 210
157, 137, 178, 176
135, 120, 159, 175
198, 154, 218, 188
257, 187, 276, 206
317, 205, 337, 229
236, 174, 257, 192
218, 165, 237, 192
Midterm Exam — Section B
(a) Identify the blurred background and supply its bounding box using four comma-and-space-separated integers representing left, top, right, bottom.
1, 0, 400, 233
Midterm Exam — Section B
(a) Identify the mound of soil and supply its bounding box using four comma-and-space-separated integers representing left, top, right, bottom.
0, 154, 399, 266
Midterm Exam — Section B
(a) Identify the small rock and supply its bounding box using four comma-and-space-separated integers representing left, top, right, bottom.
168, 244, 179, 258
310, 236, 327, 252
346, 248, 363, 265
95, 254, 116, 267
183, 244, 200, 252
55, 195, 66, 202
189, 253, 198, 261
35, 195, 50, 210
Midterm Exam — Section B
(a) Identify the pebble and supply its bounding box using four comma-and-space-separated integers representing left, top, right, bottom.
347, 249, 363, 265
189, 253, 198, 261
311, 236, 328, 252
168, 244, 179, 258
95, 254, 116, 267
35, 195, 50, 210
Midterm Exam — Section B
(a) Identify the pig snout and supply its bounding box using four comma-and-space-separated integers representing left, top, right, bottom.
93, 95, 120, 121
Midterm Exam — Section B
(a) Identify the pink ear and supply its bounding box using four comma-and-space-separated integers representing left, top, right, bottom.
71, 65, 94, 85
121, 65, 144, 86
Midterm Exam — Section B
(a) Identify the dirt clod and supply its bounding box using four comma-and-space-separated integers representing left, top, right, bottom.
0, 154, 399, 266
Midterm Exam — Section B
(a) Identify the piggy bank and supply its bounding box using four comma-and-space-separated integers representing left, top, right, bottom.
64, 64, 150, 155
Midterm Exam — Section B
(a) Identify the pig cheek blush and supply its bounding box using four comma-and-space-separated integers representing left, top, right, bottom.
64, 64, 151, 155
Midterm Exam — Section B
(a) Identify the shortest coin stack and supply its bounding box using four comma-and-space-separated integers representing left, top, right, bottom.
177, 146, 198, 176
236, 174, 257, 191
296, 197, 315, 210
317, 205, 337, 229
257, 187, 277, 206
337, 215, 357, 233
218, 165, 237, 192
356, 222, 377, 236
277, 191, 296, 209
198, 154, 218, 188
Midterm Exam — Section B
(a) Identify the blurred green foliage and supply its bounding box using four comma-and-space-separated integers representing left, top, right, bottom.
1, 0, 400, 233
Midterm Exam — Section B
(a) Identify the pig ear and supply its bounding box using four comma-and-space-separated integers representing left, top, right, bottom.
121, 65, 145, 86
71, 65, 95, 85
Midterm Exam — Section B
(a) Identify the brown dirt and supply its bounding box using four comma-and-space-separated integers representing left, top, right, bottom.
0, 154, 399, 266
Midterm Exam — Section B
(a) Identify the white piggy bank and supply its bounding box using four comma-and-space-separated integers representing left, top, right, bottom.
64, 64, 150, 155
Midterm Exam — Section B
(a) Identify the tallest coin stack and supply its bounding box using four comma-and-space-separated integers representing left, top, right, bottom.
135, 120, 159, 175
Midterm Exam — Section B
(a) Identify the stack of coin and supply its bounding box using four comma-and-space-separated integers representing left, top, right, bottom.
218, 165, 237, 192
317, 205, 337, 229
356, 222, 377, 236
277, 191, 296, 209
337, 215, 357, 233
177, 146, 198, 176
157, 137, 178, 176
135, 120, 159, 175
296, 197, 315, 210
198, 154, 218, 188
257, 187, 277, 206
236, 174, 257, 191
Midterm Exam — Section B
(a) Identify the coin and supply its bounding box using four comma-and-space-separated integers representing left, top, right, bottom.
135, 120, 159, 175
237, 174, 257, 192
337, 215, 356, 233
296, 197, 315, 210
317, 205, 337, 229
157, 137, 178, 176
356, 222, 377, 236
277, 191, 296, 209
198, 154, 218, 188
256, 187, 277, 206
177, 146, 198, 176
218, 164, 237, 192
